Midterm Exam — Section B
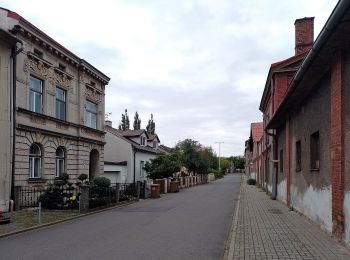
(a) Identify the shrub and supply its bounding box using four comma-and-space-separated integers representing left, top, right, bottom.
247, 179, 256, 185
208, 168, 219, 174
78, 173, 88, 182
92, 177, 111, 188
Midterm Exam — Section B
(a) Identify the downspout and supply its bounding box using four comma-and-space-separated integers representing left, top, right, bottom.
10, 42, 23, 203
133, 147, 137, 183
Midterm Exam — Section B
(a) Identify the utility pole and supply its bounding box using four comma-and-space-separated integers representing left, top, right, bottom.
215, 142, 224, 172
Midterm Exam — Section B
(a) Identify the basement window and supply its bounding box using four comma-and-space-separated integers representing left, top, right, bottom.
296, 141, 301, 172
310, 131, 320, 170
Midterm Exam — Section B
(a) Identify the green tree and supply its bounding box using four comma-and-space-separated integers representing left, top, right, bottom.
230, 156, 245, 169
174, 139, 202, 174
143, 154, 181, 179
146, 113, 155, 134
133, 111, 141, 130
219, 157, 231, 173
118, 109, 130, 130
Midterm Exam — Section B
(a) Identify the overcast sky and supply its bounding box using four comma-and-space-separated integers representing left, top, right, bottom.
2, 0, 338, 156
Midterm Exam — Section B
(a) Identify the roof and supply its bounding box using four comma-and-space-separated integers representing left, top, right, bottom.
148, 134, 160, 142
268, 0, 350, 128
0, 7, 110, 84
259, 51, 308, 112
159, 144, 173, 154
106, 126, 161, 155
114, 129, 149, 138
251, 122, 263, 142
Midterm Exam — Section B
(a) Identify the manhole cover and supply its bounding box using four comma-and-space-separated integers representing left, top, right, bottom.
268, 208, 283, 214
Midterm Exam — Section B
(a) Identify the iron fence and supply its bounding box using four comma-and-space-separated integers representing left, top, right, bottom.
17, 186, 80, 210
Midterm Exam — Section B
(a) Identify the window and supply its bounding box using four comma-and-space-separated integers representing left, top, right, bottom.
296, 140, 301, 172
310, 131, 320, 170
29, 76, 43, 113
58, 63, 66, 71
140, 136, 146, 146
29, 144, 42, 178
85, 100, 97, 129
56, 87, 66, 120
140, 161, 145, 177
55, 147, 65, 178
153, 141, 157, 149
279, 149, 283, 173
34, 48, 43, 58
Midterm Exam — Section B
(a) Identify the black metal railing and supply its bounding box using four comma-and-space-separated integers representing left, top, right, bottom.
18, 186, 80, 210
119, 183, 137, 201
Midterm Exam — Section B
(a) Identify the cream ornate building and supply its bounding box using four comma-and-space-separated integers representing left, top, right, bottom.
0, 8, 110, 210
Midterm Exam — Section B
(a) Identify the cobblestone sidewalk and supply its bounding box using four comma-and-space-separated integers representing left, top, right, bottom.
226, 176, 350, 260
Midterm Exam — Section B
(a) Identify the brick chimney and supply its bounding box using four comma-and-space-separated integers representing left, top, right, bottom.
295, 17, 314, 55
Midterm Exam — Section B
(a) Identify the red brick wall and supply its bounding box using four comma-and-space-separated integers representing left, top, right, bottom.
274, 74, 288, 112
330, 51, 345, 235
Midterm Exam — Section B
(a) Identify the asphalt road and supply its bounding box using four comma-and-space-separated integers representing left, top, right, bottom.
0, 174, 240, 260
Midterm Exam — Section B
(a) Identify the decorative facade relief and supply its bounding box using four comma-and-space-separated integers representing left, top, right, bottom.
85, 86, 102, 104
24, 56, 73, 90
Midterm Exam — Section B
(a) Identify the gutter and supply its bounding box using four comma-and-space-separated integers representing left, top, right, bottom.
268, 0, 350, 128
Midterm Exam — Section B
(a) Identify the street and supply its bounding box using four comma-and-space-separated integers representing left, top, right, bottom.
0, 175, 240, 260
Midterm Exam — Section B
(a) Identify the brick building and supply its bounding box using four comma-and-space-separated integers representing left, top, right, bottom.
264, 0, 350, 245
245, 122, 263, 181
258, 17, 314, 197
0, 8, 110, 211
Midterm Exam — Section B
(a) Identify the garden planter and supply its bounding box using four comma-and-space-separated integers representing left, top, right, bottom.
170, 181, 180, 193
154, 179, 165, 194
150, 184, 160, 198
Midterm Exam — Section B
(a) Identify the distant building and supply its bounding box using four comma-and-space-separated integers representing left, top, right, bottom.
245, 122, 263, 180
104, 121, 162, 183
0, 7, 110, 211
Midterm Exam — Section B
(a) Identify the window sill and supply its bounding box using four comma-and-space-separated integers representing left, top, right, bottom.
310, 168, 320, 172
28, 178, 47, 183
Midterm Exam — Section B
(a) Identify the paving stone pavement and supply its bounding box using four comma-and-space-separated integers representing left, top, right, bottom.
227, 176, 350, 260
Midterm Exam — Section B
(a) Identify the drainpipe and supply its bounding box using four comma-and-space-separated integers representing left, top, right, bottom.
10, 42, 23, 203
133, 148, 137, 183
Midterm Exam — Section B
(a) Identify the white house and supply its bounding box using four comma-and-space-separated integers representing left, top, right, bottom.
103, 121, 162, 183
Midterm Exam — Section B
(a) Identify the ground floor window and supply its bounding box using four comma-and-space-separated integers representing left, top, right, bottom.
29, 143, 42, 178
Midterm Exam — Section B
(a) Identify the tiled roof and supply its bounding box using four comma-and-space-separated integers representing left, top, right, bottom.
106, 126, 161, 155
251, 122, 263, 142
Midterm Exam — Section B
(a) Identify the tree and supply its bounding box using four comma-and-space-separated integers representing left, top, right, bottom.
230, 156, 245, 170
146, 113, 155, 134
143, 154, 181, 179
118, 109, 130, 130
133, 111, 141, 130
174, 139, 202, 174
219, 157, 231, 173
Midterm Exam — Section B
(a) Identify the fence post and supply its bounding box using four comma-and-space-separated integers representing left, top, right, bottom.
115, 183, 120, 203
79, 186, 89, 213
14, 186, 21, 211
136, 181, 141, 199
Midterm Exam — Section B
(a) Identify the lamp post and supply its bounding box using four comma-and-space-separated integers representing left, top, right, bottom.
215, 142, 224, 172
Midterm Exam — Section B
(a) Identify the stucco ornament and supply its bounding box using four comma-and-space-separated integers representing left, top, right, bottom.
85, 87, 102, 104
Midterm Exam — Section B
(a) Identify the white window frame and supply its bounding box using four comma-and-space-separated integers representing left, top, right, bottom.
55, 147, 65, 178
140, 161, 145, 177
29, 76, 43, 113
29, 143, 42, 178
55, 87, 66, 120
85, 100, 97, 129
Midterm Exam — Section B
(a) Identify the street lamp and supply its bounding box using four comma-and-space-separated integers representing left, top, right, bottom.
215, 142, 224, 172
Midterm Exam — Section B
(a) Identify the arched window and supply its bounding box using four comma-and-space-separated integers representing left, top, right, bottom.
29, 143, 42, 178
55, 147, 65, 178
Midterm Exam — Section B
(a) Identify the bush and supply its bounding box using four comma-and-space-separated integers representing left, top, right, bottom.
92, 177, 111, 188
247, 179, 256, 185
208, 168, 219, 174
